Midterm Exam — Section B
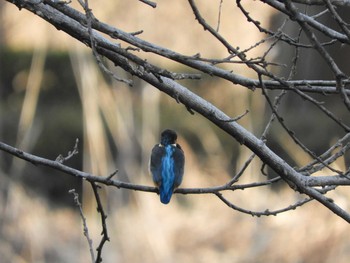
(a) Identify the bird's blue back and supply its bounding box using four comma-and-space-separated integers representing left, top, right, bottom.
159, 145, 176, 204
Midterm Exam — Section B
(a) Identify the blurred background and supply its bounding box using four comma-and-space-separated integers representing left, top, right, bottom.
1, 1, 350, 262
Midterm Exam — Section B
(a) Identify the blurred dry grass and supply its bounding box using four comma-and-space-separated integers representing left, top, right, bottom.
1, 1, 350, 263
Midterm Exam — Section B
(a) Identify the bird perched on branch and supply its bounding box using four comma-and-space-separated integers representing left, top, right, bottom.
150, 129, 185, 204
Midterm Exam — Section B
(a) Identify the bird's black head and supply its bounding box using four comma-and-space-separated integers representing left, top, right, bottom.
160, 129, 178, 146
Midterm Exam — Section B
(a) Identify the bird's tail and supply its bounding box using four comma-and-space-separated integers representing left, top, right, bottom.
159, 184, 173, 204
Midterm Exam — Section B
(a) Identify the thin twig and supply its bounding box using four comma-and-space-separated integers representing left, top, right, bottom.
216, 192, 313, 217
216, 0, 223, 32
55, 138, 79, 163
69, 189, 95, 263
90, 182, 110, 263
259, 74, 344, 175
138, 0, 157, 8
78, 0, 133, 86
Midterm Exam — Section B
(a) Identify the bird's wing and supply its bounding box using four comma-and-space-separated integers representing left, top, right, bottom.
149, 144, 165, 186
173, 144, 185, 188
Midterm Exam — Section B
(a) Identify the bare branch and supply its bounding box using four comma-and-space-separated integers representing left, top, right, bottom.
69, 189, 95, 263
55, 138, 79, 163
291, 0, 350, 6
138, 0, 157, 8
216, 193, 313, 217
264, 0, 350, 43
90, 182, 110, 263
2, 136, 350, 222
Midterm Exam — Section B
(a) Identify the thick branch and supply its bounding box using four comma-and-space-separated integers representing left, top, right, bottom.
263, 0, 350, 43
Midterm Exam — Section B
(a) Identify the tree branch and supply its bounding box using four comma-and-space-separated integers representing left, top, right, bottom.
69, 189, 95, 263
90, 182, 110, 263
1, 137, 350, 221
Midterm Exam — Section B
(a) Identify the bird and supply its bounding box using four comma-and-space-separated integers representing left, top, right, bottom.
149, 129, 185, 204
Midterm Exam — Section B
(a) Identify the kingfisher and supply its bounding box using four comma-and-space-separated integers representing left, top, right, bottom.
150, 129, 185, 204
